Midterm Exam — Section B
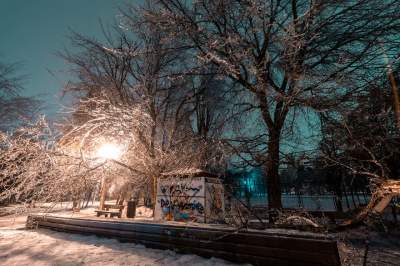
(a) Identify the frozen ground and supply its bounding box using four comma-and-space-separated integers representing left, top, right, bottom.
0, 205, 245, 266
1, 204, 400, 266
336, 228, 400, 266
0, 216, 243, 266
0, 228, 242, 266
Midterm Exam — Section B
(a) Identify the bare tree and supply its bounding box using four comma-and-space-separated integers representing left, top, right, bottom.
0, 100, 148, 208
0, 117, 95, 207
59, 3, 230, 207
0, 117, 52, 204
319, 69, 400, 225
0, 60, 41, 131
138, 0, 400, 209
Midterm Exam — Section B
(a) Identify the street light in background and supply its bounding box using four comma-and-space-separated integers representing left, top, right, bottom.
96, 143, 123, 160
95, 142, 125, 210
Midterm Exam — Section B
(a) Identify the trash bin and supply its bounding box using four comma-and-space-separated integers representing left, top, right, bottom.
127, 200, 136, 218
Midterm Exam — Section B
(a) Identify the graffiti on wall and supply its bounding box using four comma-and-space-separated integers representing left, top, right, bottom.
160, 183, 202, 197
160, 198, 204, 213
156, 177, 205, 222
155, 176, 225, 223
206, 183, 225, 222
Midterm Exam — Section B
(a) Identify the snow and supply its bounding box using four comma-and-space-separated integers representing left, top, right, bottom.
135, 206, 153, 218
0, 213, 245, 266
336, 228, 400, 266
0, 228, 238, 266
160, 168, 216, 177
2, 204, 399, 265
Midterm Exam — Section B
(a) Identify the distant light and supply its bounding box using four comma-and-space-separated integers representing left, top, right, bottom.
96, 143, 123, 160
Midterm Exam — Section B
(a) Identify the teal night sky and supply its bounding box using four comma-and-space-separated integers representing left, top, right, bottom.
0, 0, 318, 152
0, 0, 132, 119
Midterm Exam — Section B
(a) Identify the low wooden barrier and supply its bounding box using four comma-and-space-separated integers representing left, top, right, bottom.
27, 215, 341, 266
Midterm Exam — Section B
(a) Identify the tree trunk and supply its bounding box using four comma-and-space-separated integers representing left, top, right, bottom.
153, 176, 157, 208
343, 184, 350, 210
99, 177, 108, 210
265, 131, 283, 209
149, 123, 157, 211
335, 195, 343, 213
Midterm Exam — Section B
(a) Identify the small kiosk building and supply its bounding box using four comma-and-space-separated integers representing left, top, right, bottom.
154, 169, 225, 223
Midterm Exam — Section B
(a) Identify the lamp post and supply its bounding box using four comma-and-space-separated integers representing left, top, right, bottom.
96, 143, 124, 210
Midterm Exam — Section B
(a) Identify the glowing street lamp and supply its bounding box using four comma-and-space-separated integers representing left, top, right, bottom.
96, 142, 125, 210
96, 143, 123, 160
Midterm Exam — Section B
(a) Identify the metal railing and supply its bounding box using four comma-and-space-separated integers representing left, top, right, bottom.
238, 193, 371, 212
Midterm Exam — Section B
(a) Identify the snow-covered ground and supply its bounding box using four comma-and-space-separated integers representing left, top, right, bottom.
1, 204, 400, 266
0, 227, 241, 266
337, 229, 400, 266
0, 210, 245, 266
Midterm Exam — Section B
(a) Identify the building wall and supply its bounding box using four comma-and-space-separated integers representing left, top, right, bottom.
155, 176, 224, 223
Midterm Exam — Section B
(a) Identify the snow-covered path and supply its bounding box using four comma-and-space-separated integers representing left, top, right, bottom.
0, 228, 241, 266
0, 216, 242, 266
2, 207, 399, 266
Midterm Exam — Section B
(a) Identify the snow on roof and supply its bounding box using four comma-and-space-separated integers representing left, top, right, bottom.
161, 168, 217, 178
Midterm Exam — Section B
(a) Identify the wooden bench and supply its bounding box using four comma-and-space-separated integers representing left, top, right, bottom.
95, 204, 124, 218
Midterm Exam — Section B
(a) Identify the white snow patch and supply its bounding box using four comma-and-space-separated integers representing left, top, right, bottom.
135, 206, 153, 218
0, 214, 245, 266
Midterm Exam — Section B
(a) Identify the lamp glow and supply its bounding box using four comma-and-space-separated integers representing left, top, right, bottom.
96, 143, 123, 160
